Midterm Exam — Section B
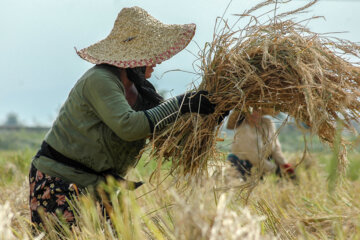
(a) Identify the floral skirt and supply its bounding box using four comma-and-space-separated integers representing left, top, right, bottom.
29, 164, 80, 226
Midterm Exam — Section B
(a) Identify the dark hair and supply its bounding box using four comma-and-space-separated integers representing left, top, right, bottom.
126, 67, 164, 109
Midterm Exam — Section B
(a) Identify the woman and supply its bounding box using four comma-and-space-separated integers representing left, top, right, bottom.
226, 109, 295, 179
29, 7, 217, 226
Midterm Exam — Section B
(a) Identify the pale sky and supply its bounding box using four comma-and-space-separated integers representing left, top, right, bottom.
1, 0, 359, 126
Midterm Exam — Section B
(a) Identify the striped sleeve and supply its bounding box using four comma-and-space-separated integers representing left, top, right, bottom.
144, 97, 180, 132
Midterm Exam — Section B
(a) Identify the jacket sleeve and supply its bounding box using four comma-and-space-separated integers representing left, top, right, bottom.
267, 119, 287, 166
83, 70, 151, 141
272, 138, 287, 166
243, 144, 277, 172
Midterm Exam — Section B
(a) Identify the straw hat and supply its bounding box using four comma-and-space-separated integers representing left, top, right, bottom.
76, 6, 196, 68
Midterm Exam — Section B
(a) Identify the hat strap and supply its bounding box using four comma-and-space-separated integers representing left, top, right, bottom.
126, 67, 164, 109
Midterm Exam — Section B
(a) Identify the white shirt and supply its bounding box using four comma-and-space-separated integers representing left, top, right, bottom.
228, 115, 287, 173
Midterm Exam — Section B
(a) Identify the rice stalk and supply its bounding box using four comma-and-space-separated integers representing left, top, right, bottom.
147, 0, 360, 181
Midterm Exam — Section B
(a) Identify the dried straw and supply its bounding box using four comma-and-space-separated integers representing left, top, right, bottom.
147, 0, 360, 180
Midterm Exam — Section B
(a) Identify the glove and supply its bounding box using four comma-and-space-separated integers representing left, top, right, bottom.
176, 90, 215, 115
144, 90, 215, 133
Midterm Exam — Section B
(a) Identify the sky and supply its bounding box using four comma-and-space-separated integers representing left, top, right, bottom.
1, 0, 360, 126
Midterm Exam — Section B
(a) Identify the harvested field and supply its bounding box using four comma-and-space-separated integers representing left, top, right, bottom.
1, 149, 360, 239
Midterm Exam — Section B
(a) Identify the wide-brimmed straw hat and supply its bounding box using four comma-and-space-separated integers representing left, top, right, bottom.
76, 6, 196, 68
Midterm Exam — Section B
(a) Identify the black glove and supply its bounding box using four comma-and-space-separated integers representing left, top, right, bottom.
217, 110, 230, 124
177, 90, 215, 115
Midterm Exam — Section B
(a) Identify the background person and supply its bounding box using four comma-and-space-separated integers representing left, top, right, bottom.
226, 109, 295, 179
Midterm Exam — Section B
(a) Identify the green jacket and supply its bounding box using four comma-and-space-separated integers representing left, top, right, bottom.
32, 65, 152, 188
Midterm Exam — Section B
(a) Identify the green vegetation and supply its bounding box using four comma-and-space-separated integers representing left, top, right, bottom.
0, 149, 35, 185
277, 123, 330, 153
0, 127, 360, 239
0, 128, 47, 151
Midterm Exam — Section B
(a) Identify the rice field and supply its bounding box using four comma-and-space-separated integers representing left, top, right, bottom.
1, 145, 360, 240
2, 1, 360, 239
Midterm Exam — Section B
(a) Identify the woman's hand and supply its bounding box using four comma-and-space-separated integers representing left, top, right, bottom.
281, 163, 297, 180
177, 90, 215, 115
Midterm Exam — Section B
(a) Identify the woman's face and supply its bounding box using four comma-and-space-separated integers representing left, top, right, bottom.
145, 65, 156, 79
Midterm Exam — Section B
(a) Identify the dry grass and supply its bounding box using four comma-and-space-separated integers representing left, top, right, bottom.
2, 150, 360, 239
148, 0, 360, 180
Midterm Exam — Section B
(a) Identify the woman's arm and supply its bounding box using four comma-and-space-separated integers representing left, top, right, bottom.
83, 71, 215, 141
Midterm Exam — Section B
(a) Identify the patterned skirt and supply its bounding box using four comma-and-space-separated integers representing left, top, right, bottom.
29, 164, 81, 226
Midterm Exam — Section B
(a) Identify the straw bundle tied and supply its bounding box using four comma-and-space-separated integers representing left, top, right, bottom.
147, 0, 360, 180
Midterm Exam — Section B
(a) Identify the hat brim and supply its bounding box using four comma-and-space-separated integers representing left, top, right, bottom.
76, 23, 196, 68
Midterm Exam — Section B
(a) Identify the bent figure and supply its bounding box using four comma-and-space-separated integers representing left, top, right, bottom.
29, 7, 218, 227
226, 109, 295, 180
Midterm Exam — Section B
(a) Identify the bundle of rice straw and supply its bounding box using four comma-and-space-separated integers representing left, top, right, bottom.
147, 0, 360, 180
